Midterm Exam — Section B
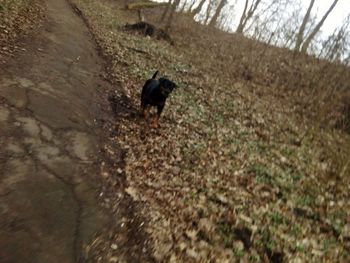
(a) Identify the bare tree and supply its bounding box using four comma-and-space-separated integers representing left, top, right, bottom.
294, 0, 315, 51
208, 0, 228, 27
187, 0, 197, 13
160, 0, 173, 23
179, 0, 188, 13
204, 0, 213, 25
319, 14, 350, 63
294, 0, 339, 53
165, 0, 181, 32
189, 0, 207, 19
273, 3, 304, 48
244, 0, 289, 42
236, 0, 263, 34
217, 3, 235, 31
345, 53, 350, 66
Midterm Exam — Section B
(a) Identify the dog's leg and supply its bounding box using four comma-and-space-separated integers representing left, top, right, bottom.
142, 105, 147, 118
142, 105, 150, 120
151, 104, 164, 128
151, 116, 159, 128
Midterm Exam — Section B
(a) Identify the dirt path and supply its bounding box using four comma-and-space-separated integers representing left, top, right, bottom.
0, 0, 131, 262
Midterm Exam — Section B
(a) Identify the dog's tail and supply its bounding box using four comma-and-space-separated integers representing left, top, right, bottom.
151, 70, 159, 79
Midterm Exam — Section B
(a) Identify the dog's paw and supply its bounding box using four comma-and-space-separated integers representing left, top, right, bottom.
150, 119, 159, 129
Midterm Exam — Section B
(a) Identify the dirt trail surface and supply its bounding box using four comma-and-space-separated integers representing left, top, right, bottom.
0, 0, 138, 262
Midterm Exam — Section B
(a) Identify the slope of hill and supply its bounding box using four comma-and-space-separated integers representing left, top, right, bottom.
70, 0, 350, 261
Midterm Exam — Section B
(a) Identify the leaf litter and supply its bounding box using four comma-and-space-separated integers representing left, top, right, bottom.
70, 0, 350, 262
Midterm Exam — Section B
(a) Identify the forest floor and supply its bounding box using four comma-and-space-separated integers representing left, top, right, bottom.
1, 0, 350, 262
67, 0, 350, 262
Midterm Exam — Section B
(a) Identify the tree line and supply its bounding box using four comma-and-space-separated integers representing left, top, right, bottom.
159, 0, 350, 64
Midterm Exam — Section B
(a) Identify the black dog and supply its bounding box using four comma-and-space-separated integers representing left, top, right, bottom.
141, 70, 177, 128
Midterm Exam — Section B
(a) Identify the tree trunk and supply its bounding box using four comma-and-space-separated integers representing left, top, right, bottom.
236, 0, 262, 34
300, 0, 339, 53
236, 0, 249, 33
160, 0, 172, 23
204, 0, 213, 25
165, 0, 181, 32
180, 0, 187, 13
294, 0, 315, 51
208, 0, 227, 27
188, 0, 197, 13
189, 0, 207, 19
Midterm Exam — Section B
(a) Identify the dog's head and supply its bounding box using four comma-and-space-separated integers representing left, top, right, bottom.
159, 77, 177, 97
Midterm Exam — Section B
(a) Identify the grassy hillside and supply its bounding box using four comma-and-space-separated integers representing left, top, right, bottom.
70, 0, 350, 261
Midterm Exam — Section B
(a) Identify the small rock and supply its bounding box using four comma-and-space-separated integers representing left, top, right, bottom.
185, 229, 198, 241
154, 242, 172, 261
216, 193, 228, 204
186, 248, 199, 259
125, 186, 139, 200
233, 240, 244, 251
179, 242, 187, 251
172, 166, 181, 175
199, 218, 214, 233
111, 243, 118, 250
311, 249, 323, 256
109, 257, 118, 263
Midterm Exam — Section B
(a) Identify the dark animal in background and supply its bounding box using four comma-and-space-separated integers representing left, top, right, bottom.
141, 70, 177, 128
124, 22, 174, 45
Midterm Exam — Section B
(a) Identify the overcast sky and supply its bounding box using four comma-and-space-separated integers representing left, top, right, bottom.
314, 0, 349, 35
230, 0, 349, 36
157, 0, 349, 37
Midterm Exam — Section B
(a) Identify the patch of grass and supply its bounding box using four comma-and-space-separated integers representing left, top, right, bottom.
291, 172, 303, 182
234, 249, 245, 257
295, 244, 305, 253
332, 220, 345, 236
171, 62, 192, 73
281, 146, 295, 157
266, 239, 275, 251
256, 141, 267, 154
217, 219, 235, 248
291, 224, 302, 237
250, 163, 273, 184
182, 142, 206, 159
130, 65, 151, 79
269, 212, 287, 225
249, 254, 261, 262
197, 230, 211, 243
323, 238, 337, 253
258, 227, 279, 254
296, 194, 316, 207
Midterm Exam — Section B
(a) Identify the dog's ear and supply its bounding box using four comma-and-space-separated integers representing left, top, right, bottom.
152, 70, 159, 79
170, 81, 178, 90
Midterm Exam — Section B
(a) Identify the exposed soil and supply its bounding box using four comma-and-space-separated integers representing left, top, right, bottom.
0, 0, 153, 262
